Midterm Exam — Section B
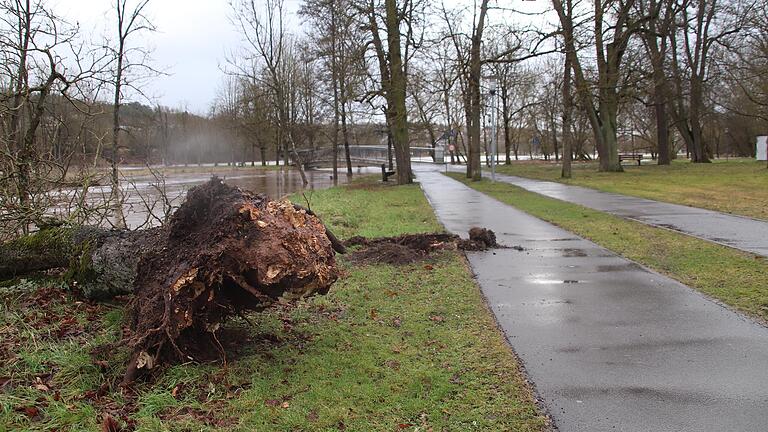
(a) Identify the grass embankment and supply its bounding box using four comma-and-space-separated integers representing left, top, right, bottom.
448, 173, 768, 322
495, 159, 768, 220
0, 177, 547, 431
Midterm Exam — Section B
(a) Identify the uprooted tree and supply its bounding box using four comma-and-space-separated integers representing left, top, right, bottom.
0, 178, 344, 384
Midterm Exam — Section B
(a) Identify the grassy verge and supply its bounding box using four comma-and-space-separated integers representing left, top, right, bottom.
0, 177, 547, 431
494, 159, 768, 220
447, 172, 768, 322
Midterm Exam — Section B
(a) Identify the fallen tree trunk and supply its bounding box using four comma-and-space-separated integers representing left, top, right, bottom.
0, 182, 344, 301
1, 178, 344, 384
0, 225, 162, 299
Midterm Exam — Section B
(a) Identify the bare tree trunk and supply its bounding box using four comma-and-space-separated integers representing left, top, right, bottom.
653, 62, 671, 165
598, 93, 622, 171
467, 0, 490, 181
330, 10, 340, 184
288, 137, 309, 185
500, 83, 512, 164
340, 98, 353, 176
688, 79, 711, 162
111, 27, 127, 229
562, 46, 573, 179
385, 0, 412, 184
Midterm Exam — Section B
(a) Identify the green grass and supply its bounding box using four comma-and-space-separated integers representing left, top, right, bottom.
448, 172, 768, 322
298, 176, 443, 239
495, 159, 768, 220
0, 177, 547, 431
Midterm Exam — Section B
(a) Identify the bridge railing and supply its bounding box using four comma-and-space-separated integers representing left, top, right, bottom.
291, 145, 439, 167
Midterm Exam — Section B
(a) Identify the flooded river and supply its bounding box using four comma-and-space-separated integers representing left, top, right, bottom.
56, 166, 374, 229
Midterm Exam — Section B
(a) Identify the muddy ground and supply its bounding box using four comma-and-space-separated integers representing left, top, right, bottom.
345, 227, 503, 265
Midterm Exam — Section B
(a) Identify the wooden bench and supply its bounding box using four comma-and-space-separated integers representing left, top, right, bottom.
381, 164, 396, 182
619, 154, 643, 166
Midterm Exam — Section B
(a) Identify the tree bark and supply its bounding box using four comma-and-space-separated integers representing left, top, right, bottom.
340, 98, 353, 176
562, 44, 573, 178
384, 0, 412, 184
467, 0, 490, 181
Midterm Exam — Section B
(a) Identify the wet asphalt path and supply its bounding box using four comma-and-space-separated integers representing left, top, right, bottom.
416, 169, 768, 432
492, 173, 768, 257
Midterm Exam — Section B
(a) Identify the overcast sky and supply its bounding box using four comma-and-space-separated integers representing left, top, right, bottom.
51, 0, 550, 115
52, 0, 269, 115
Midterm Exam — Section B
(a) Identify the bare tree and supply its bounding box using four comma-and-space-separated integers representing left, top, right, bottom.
553, 0, 649, 172
360, 0, 415, 184
0, 0, 108, 236
301, 0, 366, 181
232, 0, 309, 184
636, 0, 676, 164
668, 0, 746, 163
466, 0, 490, 180
109, 0, 157, 228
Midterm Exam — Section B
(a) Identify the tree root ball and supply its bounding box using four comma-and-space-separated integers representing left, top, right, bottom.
122, 177, 339, 384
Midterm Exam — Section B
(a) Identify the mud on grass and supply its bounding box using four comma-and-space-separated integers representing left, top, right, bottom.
345, 229, 502, 265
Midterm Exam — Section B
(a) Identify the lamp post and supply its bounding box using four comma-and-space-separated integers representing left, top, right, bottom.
488, 75, 498, 182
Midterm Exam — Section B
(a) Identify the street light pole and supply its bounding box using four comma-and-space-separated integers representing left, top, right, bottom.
489, 76, 498, 182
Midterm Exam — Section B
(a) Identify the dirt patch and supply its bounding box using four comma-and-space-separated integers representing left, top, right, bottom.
347, 243, 424, 265
346, 228, 504, 265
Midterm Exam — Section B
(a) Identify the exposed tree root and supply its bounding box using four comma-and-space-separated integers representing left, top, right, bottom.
120, 178, 340, 384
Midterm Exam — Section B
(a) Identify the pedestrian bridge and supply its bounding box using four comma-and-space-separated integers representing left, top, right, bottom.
290, 145, 443, 169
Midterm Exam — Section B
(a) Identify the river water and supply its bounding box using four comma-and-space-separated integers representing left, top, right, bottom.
55, 166, 375, 229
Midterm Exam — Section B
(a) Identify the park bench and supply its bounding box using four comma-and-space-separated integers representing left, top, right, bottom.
619, 154, 643, 166
381, 164, 396, 182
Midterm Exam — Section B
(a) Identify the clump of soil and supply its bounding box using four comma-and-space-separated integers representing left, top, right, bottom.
346, 228, 502, 265
458, 227, 499, 251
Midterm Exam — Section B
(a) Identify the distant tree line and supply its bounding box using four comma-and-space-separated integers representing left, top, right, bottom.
2, 0, 767, 237
218, 0, 768, 183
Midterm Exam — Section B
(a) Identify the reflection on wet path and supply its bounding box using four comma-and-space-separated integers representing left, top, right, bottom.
416, 168, 768, 432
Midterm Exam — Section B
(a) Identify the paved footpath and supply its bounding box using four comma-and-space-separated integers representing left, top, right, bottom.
491, 173, 768, 257
417, 169, 768, 432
